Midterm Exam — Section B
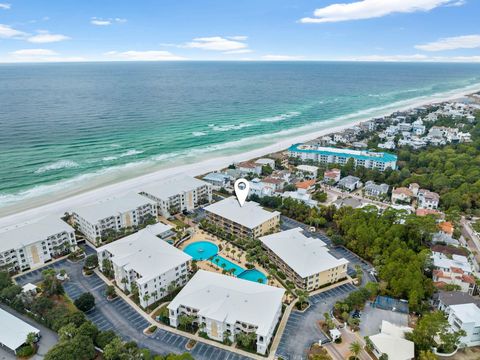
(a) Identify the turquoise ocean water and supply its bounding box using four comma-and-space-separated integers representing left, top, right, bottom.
1, 61, 480, 212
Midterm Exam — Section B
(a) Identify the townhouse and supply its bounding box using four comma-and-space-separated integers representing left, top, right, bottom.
447, 303, 480, 347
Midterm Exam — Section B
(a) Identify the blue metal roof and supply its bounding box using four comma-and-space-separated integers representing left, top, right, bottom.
288, 144, 397, 163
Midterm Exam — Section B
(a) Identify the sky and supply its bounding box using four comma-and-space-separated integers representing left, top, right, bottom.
0, 0, 479, 63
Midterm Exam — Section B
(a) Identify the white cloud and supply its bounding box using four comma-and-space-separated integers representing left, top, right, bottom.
104, 50, 186, 61
5, 48, 85, 63
91, 17, 127, 26
184, 36, 248, 52
224, 49, 253, 54
300, 0, 462, 23
0, 3, 11, 9
27, 31, 70, 43
261, 54, 305, 61
415, 34, 480, 51
11, 48, 58, 56
0, 24, 27, 38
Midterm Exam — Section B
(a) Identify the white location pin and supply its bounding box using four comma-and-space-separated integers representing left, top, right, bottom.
234, 178, 250, 207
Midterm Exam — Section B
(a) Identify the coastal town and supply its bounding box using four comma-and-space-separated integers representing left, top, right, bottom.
1, 93, 480, 360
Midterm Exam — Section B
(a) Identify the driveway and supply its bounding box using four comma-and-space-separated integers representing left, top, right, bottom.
275, 283, 357, 360
0, 304, 58, 359
14, 253, 252, 360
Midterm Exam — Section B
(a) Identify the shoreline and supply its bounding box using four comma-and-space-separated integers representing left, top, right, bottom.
0, 83, 479, 228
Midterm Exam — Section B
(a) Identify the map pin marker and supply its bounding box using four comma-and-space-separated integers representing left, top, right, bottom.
234, 178, 250, 207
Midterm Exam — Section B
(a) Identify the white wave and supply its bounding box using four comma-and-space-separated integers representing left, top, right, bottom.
102, 156, 118, 161
34, 160, 79, 174
119, 149, 144, 157
211, 123, 254, 132
110, 143, 121, 148
259, 111, 301, 123
192, 131, 207, 137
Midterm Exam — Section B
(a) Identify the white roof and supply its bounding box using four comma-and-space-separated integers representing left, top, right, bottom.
255, 158, 275, 165
145, 222, 173, 236
0, 216, 74, 253
204, 197, 280, 230
168, 270, 284, 336
73, 192, 155, 224
449, 303, 480, 324
97, 228, 191, 285
297, 164, 319, 172
140, 174, 210, 200
432, 252, 472, 273
22, 283, 38, 293
259, 228, 348, 278
370, 321, 414, 360
0, 308, 39, 351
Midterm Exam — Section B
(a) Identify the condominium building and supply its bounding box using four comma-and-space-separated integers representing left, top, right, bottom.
417, 189, 440, 209
72, 193, 158, 243
140, 174, 212, 217
447, 303, 480, 347
0, 217, 77, 272
97, 227, 191, 308
203, 197, 280, 239
168, 270, 284, 355
288, 144, 397, 171
259, 228, 349, 291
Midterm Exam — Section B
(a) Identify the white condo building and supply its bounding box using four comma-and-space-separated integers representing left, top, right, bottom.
259, 228, 349, 291
203, 197, 280, 239
97, 227, 191, 308
447, 303, 480, 347
168, 270, 284, 355
72, 193, 158, 243
140, 174, 212, 217
0, 217, 76, 272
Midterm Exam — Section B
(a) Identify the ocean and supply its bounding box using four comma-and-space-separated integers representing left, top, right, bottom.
1, 61, 480, 214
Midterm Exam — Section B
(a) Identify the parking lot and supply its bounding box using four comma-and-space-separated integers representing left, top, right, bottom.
275, 283, 357, 360
13, 249, 253, 359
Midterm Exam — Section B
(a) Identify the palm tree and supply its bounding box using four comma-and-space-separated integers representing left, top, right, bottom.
26, 332, 37, 350
349, 341, 362, 360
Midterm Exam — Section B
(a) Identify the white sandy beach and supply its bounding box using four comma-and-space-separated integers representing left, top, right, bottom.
0, 83, 479, 229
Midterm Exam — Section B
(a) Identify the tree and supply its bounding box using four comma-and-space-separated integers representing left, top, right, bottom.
235, 332, 257, 350
74, 292, 95, 312
0, 284, 22, 303
418, 350, 438, 360
178, 314, 195, 332
95, 330, 117, 349
101, 258, 114, 278
42, 269, 64, 296
349, 341, 362, 360
84, 255, 98, 269
407, 311, 449, 352
105, 285, 116, 298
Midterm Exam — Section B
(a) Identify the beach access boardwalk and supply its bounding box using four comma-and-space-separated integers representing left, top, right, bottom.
13, 246, 253, 360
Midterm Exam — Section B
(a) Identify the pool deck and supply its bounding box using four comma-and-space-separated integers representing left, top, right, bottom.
179, 229, 283, 289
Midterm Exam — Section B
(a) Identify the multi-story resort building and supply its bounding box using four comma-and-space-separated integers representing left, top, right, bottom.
203, 197, 280, 239
447, 303, 480, 347
259, 228, 349, 291
72, 193, 158, 243
97, 227, 191, 308
288, 144, 397, 171
140, 174, 212, 217
0, 217, 77, 272
168, 270, 284, 355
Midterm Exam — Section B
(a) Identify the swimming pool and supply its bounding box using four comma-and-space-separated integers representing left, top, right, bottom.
184, 241, 219, 260
238, 269, 267, 284
183, 240, 267, 284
